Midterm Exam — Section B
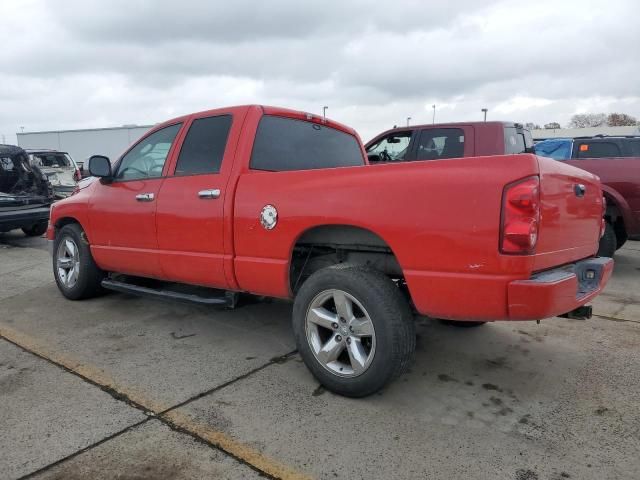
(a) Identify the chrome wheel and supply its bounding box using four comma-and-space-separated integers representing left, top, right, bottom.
56, 237, 80, 289
305, 289, 376, 378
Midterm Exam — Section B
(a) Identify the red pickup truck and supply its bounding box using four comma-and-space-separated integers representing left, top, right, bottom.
48, 106, 612, 397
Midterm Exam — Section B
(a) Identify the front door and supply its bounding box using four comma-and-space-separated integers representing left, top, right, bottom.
155, 113, 236, 288
88, 123, 183, 278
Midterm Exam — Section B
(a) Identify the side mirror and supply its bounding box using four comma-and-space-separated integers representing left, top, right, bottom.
367, 153, 381, 163
89, 155, 112, 179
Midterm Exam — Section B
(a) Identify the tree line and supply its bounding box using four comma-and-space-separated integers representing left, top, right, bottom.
525, 113, 638, 130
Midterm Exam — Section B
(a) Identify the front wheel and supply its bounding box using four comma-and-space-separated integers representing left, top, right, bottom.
53, 223, 105, 300
292, 264, 415, 397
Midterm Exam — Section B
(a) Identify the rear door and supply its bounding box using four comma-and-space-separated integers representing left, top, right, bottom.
155, 110, 241, 288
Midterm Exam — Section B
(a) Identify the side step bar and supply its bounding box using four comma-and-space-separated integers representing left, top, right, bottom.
101, 278, 238, 308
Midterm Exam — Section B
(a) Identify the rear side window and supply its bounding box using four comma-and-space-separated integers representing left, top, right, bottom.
175, 115, 232, 175
415, 128, 465, 160
575, 141, 622, 158
250, 116, 364, 171
629, 140, 640, 156
30, 153, 72, 168
504, 127, 526, 154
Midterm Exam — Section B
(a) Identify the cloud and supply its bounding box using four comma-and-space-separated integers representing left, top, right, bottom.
1, 0, 639, 143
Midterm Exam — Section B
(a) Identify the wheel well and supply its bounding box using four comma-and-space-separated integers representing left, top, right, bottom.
289, 225, 404, 294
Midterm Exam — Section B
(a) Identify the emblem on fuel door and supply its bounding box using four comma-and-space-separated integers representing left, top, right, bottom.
260, 204, 278, 230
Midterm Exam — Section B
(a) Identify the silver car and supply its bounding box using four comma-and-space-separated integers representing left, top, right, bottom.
26, 149, 80, 199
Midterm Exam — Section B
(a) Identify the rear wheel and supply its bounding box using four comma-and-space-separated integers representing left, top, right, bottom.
597, 222, 616, 258
292, 264, 415, 397
53, 223, 105, 300
22, 222, 48, 237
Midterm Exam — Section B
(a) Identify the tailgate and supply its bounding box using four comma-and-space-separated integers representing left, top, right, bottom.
534, 156, 603, 271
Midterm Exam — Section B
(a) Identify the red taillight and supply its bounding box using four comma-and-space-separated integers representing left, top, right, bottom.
74, 168, 82, 182
500, 176, 540, 254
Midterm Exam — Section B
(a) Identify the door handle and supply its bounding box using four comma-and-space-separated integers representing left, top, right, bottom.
135, 193, 155, 202
198, 189, 221, 199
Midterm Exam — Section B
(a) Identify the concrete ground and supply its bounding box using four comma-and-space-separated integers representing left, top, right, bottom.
1, 229, 639, 480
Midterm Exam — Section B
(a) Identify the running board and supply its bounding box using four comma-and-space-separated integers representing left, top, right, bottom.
101, 278, 238, 308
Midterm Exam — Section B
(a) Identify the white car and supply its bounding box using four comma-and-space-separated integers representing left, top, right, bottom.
26, 149, 81, 199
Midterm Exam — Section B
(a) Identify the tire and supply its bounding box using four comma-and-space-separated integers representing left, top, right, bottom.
53, 223, 105, 300
292, 264, 415, 397
22, 222, 48, 237
614, 222, 628, 250
440, 319, 486, 327
597, 222, 616, 258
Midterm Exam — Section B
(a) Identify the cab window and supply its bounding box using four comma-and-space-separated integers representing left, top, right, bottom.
114, 123, 182, 181
575, 141, 622, 158
175, 115, 232, 175
367, 132, 412, 162
416, 128, 465, 160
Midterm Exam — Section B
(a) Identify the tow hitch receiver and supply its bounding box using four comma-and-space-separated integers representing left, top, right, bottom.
559, 305, 593, 320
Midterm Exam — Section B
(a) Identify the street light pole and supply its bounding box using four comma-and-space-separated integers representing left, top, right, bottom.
323, 106, 328, 121
432, 104, 436, 124
481, 108, 488, 122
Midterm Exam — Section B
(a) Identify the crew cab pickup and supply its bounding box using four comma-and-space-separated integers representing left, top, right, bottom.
534, 136, 640, 256
48, 106, 612, 397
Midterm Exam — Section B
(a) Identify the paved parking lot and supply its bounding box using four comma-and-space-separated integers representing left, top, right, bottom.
1, 230, 639, 480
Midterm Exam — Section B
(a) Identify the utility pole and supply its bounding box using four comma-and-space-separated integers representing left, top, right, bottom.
322, 106, 328, 121
432, 104, 436, 124
481, 108, 488, 122
406, 117, 411, 127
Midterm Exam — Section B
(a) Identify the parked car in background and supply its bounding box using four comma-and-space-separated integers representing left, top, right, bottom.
534, 136, 640, 256
0, 145, 54, 236
26, 149, 81, 198
47, 105, 611, 397
365, 121, 534, 163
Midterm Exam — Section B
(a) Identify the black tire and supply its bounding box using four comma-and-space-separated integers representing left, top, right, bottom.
440, 319, 487, 327
53, 223, 105, 300
292, 264, 415, 397
22, 222, 48, 237
614, 221, 628, 250
597, 222, 616, 258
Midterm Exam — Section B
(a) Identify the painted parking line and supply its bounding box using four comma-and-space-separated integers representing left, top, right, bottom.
0, 324, 311, 480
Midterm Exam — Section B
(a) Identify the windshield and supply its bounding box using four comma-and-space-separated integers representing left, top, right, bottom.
534, 139, 572, 160
29, 152, 73, 168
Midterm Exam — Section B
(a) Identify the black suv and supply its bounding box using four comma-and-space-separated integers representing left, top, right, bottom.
0, 144, 54, 236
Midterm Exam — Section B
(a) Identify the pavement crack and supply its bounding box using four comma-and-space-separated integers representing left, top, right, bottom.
156, 349, 298, 416
593, 314, 640, 325
16, 418, 151, 480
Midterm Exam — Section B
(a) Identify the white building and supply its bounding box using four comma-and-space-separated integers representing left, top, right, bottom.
532, 125, 640, 140
16, 124, 153, 164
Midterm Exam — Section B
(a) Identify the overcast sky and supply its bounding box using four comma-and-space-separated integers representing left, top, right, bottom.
1, 0, 639, 144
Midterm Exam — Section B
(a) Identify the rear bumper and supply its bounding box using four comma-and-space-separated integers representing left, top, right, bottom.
0, 206, 50, 232
508, 257, 613, 320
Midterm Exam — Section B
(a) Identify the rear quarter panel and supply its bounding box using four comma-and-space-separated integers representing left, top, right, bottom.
233, 155, 541, 318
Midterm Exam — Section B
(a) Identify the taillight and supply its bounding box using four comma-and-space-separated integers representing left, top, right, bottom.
500, 176, 540, 254
74, 168, 82, 182
600, 196, 607, 238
